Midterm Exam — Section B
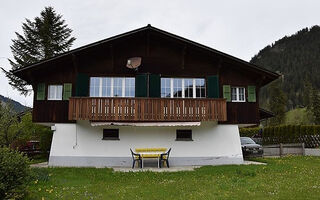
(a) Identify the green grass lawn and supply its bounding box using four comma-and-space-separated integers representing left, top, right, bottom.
284, 107, 314, 125
27, 156, 320, 200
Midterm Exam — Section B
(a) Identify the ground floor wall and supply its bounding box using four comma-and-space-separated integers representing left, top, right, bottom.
49, 121, 243, 167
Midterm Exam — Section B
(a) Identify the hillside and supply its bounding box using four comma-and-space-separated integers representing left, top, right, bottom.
0, 95, 29, 113
250, 25, 320, 110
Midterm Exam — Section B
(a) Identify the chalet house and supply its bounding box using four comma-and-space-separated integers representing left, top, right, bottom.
13, 25, 278, 167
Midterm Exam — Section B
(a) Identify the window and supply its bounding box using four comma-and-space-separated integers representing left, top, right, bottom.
176, 130, 192, 141
125, 78, 135, 97
161, 78, 171, 98
90, 77, 135, 97
103, 129, 119, 140
161, 78, 206, 98
184, 79, 193, 98
48, 85, 63, 100
173, 78, 183, 97
113, 78, 123, 97
231, 87, 245, 102
195, 79, 206, 98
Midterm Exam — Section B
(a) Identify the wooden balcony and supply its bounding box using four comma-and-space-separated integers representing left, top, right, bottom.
68, 97, 227, 122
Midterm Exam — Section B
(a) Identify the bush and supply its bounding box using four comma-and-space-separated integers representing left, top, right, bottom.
239, 127, 260, 137
0, 147, 31, 199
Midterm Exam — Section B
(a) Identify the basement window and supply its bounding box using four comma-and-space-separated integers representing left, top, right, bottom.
102, 129, 119, 140
176, 130, 193, 141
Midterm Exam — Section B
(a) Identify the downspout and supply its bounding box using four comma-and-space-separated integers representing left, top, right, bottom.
73, 121, 78, 149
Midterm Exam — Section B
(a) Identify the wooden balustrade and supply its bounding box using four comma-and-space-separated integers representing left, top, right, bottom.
68, 97, 227, 122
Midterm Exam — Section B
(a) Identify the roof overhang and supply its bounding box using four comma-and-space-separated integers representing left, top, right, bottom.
91, 121, 201, 127
12, 24, 280, 85
259, 108, 275, 121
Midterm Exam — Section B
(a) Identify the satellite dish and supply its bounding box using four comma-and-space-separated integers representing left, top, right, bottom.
126, 57, 141, 70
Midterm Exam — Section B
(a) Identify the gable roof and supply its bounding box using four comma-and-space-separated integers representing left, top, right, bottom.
12, 24, 279, 82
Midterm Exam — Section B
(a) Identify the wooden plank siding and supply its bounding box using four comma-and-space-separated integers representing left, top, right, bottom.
220, 102, 259, 124
20, 27, 278, 124
68, 97, 227, 122
32, 100, 70, 123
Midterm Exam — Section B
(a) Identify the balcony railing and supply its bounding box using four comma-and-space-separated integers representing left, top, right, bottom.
68, 97, 227, 122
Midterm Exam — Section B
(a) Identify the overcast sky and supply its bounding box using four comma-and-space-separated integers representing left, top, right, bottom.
0, 0, 319, 107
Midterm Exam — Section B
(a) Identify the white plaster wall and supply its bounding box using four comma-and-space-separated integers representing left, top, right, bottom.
50, 121, 243, 160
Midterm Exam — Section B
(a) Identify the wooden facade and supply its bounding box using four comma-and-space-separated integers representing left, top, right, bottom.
13, 25, 279, 125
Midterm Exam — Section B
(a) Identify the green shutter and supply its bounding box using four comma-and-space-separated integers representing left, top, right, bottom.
76, 73, 89, 96
207, 75, 219, 98
223, 85, 231, 102
248, 85, 256, 102
36, 83, 45, 100
63, 83, 72, 100
149, 74, 160, 98
135, 74, 148, 97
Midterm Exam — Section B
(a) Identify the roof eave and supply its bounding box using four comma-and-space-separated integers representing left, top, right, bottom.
12, 24, 280, 83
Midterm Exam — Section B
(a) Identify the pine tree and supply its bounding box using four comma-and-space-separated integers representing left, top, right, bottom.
303, 79, 313, 111
311, 89, 320, 124
268, 80, 287, 125
1, 7, 76, 95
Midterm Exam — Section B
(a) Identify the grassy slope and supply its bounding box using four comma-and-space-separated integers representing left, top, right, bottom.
284, 107, 313, 125
27, 156, 320, 200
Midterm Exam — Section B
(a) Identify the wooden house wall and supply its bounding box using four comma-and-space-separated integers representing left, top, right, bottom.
30, 30, 261, 124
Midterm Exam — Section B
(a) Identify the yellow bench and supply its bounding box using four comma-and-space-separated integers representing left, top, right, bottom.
135, 148, 167, 158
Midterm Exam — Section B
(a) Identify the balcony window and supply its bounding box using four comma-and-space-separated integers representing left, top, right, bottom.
173, 78, 183, 98
195, 79, 206, 98
184, 78, 193, 98
161, 78, 206, 98
231, 87, 246, 102
90, 77, 135, 97
161, 78, 171, 98
48, 85, 63, 100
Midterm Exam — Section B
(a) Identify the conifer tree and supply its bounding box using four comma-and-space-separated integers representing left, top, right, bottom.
268, 79, 287, 125
303, 79, 313, 111
1, 7, 76, 95
311, 89, 320, 125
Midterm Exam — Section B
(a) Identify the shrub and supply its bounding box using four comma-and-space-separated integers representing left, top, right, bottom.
306, 126, 314, 136
0, 147, 31, 199
239, 127, 260, 137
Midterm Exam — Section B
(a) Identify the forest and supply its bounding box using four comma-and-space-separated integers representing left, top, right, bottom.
251, 25, 320, 110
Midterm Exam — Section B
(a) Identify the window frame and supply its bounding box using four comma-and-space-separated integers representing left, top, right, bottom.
161, 77, 206, 98
102, 129, 120, 140
231, 87, 246, 102
90, 77, 135, 97
176, 129, 193, 141
47, 84, 63, 100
